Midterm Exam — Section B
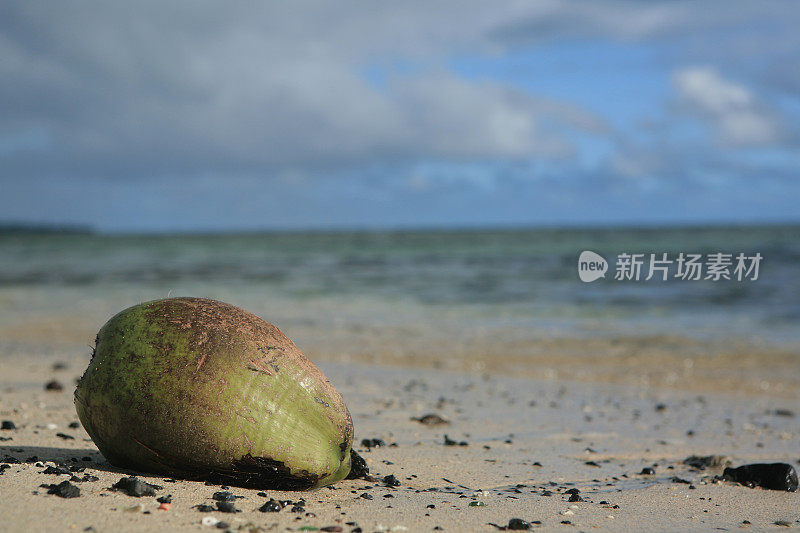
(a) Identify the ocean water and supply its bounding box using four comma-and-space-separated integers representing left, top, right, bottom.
0, 225, 798, 349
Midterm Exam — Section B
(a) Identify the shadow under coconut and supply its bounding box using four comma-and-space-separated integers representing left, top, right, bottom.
0, 445, 138, 476
1, 445, 368, 491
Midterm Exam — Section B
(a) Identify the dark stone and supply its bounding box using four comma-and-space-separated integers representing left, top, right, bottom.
671, 476, 691, 484
44, 480, 80, 498
683, 455, 730, 470
44, 380, 64, 391
1, 421, 16, 430
258, 499, 283, 512
411, 414, 449, 426
56, 433, 75, 440
568, 493, 583, 502
68, 422, 81, 429
157, 495, 172, 504
360, 438, 386, 449
382, 474, 400, 487
320, 527, 343, 532
508, 518, 532, 530
42, 465, 71, 475
215, 501, 238, 513
345, 450, 369, 480
212, 491, 237, 502
111, 476, 160, 497
640, 467, 656, 475
360, 493, 373, 500
723, 463, 799, 492
194, 504, 215, 512
564, 488, 580, 495
290, 505, 305, 512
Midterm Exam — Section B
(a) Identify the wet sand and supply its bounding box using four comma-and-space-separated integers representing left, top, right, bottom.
1, 348, 799, 532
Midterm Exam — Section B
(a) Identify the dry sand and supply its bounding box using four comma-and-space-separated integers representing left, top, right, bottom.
1, 349, 799, 532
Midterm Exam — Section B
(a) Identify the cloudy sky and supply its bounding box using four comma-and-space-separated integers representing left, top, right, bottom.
1, 1, 799, 232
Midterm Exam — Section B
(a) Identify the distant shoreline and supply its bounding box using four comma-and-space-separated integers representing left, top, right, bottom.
0, 223, 94, 235
2, 220, 797, 238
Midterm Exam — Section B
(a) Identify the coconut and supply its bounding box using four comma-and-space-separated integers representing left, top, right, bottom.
75, 297, 354, 490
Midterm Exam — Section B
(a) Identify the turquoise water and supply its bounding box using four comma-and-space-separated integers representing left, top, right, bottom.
1, 225, 798, 344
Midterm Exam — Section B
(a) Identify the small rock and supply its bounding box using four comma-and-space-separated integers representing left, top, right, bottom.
345, 450, 370, 480
44, 380, 64, 391
683, 455, 730, 471
640, 467, 656, 475
212, 491, 237, 502
361, 438, 386, 449
1, 421, 16, 430
258, 499, 282, 512
111, 476, 160, 497
44, 480, 81, 498
411, 414, 449, 426
507, 518, 532, 530
723, 463, 799, 492
382, 474, 400, 487
215, 501, 238, 513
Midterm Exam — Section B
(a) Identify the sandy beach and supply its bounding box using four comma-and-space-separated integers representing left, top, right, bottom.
2, 332, 799, 531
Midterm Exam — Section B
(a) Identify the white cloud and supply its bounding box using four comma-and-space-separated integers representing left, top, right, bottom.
672, 67, 782, 146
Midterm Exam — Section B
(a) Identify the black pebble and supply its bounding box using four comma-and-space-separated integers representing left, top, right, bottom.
564, 488, 580, 495
194, 504, 215, 512
259, 499, 283, 512
671, 476, 691, 484
45, 380, 64, 391
568, 493, 583, 502
1, 421, 15, 430
216, 522, 230, 530
111, 476, 160, 497
212, 491, 237, 502
68, 422, 81, 429
360, 493, 373, 500
382, 474, 400, 487
411, 414, 449, 426
723, 463, 799, 492
640, 467, 656, 475
290, 505, 305, 512
345, 450, 370, 480
42, 465, 71, 475
508, 518, 532, 530
215, 501, 238, 513
45, 480, 80, 498
157, 495, 172, 504
361, 438, 386, 449
56, 433, 75, 440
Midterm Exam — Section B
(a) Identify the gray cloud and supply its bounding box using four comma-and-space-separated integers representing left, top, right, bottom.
0, 0, 797, 185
